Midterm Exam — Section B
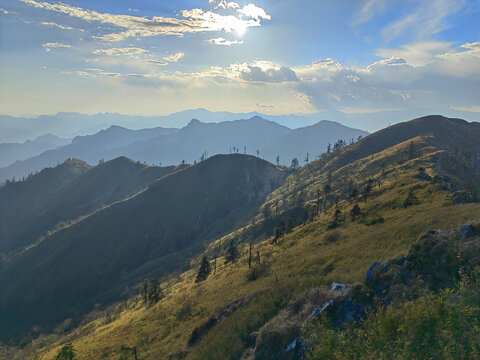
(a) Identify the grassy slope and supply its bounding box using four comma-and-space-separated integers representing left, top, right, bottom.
0, 154, 286, 342
1, 157, 176, 254
22, 130, 480, 360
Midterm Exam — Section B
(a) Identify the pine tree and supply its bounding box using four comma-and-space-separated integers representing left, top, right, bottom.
290, 158, 299, 169
195, 256, 211, 282
350, 204, 361, 220
224, 240, 239, 264
55, 343, 75, 360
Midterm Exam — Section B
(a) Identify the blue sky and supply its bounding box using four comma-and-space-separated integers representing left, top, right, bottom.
1, 0, 479, 125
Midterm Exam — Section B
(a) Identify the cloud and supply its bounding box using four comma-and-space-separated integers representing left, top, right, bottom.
208, 37, 244, 46
294, 41, 480, 113
237, 4, 271, 20
92, 47, 147, 56
214, 0, 240, 10
40, 21, 80, 31
375, 41, 454, 66
42, 42, 71, 52
450, 105, 480, 113
163, 52, 184, 62
0, 8, 8, 15
19, 0, 271, 41
382, 0, 467, 41
351, 0, 386, 25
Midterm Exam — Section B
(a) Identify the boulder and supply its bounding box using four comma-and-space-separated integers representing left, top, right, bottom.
366, 261, 380, 283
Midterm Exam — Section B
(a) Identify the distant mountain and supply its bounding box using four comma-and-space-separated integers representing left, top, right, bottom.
0, 125, 177, 181
0, 117, 367, 181
0, 134, 70, 168
0, 157, 176, 254
0, 154, 287, 340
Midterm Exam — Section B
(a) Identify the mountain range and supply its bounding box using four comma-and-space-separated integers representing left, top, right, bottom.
0, 116, 367, 182
1, 115, 480, 359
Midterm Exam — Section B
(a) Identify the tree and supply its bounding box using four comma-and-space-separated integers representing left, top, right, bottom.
409, 142, 415, 159
148, 279, 161, 304
363, 179, 373, 200
56, 343, 75, 360
327, 143, 331, 154
305, 153, 309, 165
248, 242, 253, 268
195, 256, 211, 282
291, 158, 299, 170
328, 208, 342, 229
224, 240, 239, 264
323, 184, 331, 212
350, 204, 361, 220
256, 150, 260, 157
142, 279, 149, 304
276, 155, 280, 167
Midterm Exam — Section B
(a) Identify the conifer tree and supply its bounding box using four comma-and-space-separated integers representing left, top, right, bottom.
224, 240, 239, 264
195, 256, 211, 282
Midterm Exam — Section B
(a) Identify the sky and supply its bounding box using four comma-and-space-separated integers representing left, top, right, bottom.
1, 0, 480, 125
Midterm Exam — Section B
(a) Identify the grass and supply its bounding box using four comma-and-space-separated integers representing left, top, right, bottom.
11, 136, 478, 360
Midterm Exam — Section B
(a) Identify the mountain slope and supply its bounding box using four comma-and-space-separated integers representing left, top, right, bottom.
0, 154, 287, 341
0, 117, 366, 182
0, 134, 70, 168
16, 116, 480, 360
0, 157, 176, 253
0, 125, 177, 182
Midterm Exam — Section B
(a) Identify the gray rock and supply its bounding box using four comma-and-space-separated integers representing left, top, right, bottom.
366, 261, 380, 283
460, 224, 475, 238
285, 338, 297, 352
331, 282, 346, 291
310, 299, 334, 317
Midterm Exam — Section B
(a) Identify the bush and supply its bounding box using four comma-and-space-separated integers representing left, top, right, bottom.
247, 263, 269, 281
324, 231, 341, 243
365, 215, 385, 226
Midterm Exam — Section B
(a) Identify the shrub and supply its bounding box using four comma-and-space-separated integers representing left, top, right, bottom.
365, 215, 384, 226
324, 231, 341, 243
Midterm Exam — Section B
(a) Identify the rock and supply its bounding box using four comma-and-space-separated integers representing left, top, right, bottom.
380, 263, 389, 272
334, 296, 365, 325
331, 282, 346, 291
366, 262, 380, 283
460, 224, 475, 238
310, 299, 334, 317
426, 230, 436, 235
285, 338, 297, 352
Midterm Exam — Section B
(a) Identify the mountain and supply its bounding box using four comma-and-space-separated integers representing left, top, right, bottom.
0, 117, 366, 182
3, 115, 480, 359
0, 157, 176, 254
0, 134, 70, 168
0, 154, 287, 340
0, 125, 177, 182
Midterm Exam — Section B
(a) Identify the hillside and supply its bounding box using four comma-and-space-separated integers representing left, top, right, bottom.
0, 155, 287, 341
0, 125, 177, 182
2, 115, 480, 359
0, 134, 70, 168
2, 115, 477, 359
0, 157, 176, 254
0, 117, 367, 182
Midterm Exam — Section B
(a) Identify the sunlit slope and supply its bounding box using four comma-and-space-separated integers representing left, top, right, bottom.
30, 117, 480, 360
0, 154, 286, 341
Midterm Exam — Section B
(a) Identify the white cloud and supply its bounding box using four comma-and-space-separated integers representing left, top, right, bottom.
208, 37, 244, 46
19, 0, 271, 41
92, 47, 147, 56
375, 41, 454, 66
351, 0, 386, 25
42, 42, 72, 52
450, 105, 480, 113
40, 21, 79, 31
214, 0, 240, 10
382, 0, 467, 41
0, 8, 8, 15
237, 4, 271, 20
163, 52, 184, 62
